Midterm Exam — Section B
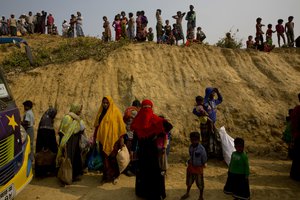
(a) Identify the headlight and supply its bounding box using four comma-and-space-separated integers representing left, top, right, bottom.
20, 125, 28, 143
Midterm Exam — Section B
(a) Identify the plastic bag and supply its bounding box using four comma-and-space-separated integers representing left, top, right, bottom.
219, 126, 235, 165
87, 144, 103, 171
79, 134, 90, 150
116, 145, 130, 173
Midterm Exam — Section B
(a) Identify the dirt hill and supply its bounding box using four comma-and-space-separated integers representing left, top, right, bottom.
2, 35, 300, 157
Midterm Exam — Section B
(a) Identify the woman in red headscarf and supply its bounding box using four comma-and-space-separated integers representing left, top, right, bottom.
131, 99, 173, 200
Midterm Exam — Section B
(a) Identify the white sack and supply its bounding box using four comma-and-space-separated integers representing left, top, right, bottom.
219, 126, 235, 165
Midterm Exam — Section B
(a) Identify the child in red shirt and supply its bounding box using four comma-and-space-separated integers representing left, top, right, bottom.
276, 19, 286, 47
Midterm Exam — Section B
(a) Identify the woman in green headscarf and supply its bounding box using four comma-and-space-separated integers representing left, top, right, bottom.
56, 104, 85, 183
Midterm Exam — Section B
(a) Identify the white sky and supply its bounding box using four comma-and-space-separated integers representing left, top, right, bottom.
1, 0, 299, 47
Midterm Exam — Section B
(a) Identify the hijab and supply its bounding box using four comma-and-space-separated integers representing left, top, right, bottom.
38, 107, 57, 130
131, 99, 165, 139
94, 96, 126, 155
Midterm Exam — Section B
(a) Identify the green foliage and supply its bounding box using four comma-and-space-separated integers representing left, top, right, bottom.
1, 49, 32, 72
1, 37, 130, 73
0, 44, 9, 52
216, 29, 243, 49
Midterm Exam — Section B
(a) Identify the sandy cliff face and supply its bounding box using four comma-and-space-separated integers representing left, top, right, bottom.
4, 42, 300, 155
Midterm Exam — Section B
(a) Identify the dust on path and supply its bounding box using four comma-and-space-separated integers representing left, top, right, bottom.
15, 157, 300, 200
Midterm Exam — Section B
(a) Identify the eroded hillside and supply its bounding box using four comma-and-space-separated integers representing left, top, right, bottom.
2, 36, 300, 156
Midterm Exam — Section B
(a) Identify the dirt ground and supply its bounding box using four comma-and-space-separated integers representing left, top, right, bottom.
2, 36, 300, 200
15, 156, 300, 200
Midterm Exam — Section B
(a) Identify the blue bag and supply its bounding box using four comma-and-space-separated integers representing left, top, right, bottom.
87, 144, 103, 171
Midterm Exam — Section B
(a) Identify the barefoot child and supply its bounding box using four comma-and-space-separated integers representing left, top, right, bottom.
181, 132, 207, 200
224, 137, 250, 200
276, 19, 286, 47
285, 16, 295, 47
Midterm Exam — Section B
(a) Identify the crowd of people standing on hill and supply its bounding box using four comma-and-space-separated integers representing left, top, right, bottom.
0, 10, 85, 38
0, 11, 59, 36
2, 5, 300, 48
101, 5, 205, 45
246, 16, 299, 51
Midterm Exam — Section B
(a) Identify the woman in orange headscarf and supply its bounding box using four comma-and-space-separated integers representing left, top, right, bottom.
94, 96, 126, 184
131, 99, 173, 200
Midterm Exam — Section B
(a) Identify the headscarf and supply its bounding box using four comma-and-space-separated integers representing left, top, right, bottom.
38, 107, 57, 130
204, 87, 214, 103
94, 96, 126, 155
131, 99, 165, 139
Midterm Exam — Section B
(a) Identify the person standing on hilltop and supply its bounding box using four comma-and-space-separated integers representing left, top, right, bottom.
127, 12, 135, 41
62, 19, 69, 37
185, 5, 196, 40
285, 16, 294, 47
120, 11, 128, 39
256, 17, 265, 45
41, 10, 47, 34
9, 14, 17, 36
102, 16, 111, 42
46, 13, 54, 34
290, 93, 300, 181
276, 19, 286, 47
172, 11, 185, 45
112, 14, 122, 41
76, 12, 84, 37
156, 9, 163, 43
68, 14, 76, 38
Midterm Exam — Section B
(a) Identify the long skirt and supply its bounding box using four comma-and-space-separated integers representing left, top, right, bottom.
290, 137, 300, 181
66, 133, 83, 179
101, 151, 119, 182
136, 137, 166, 200
224, 172, 250, 200
35, 128, 58, 176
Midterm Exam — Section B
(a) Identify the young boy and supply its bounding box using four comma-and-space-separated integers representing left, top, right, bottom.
285, 16, 294, 47
181, 132, 207, 200
147, 27, 154, 41
276, 19, 286, 47
224, 137, 250, 200
156, 9, 163, 43
22, 100, 35, 161
266, 24, 276, 44
256, 17, 265, 45
196, 27, 206, 43
172, 11, 186, 44
246, 35, 254, 49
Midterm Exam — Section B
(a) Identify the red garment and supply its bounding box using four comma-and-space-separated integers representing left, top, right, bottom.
187, 163, 204, 174
276, 24, 284, 34
131, 100, 164, 139
291, 105, 300, 138
123, 106, 139, 122
47, 15, 54, 25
